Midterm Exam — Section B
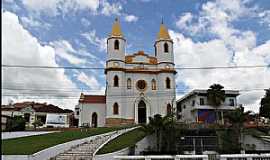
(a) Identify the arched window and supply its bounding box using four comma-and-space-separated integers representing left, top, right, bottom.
167, 104, 172, 115
127, 78, 131, 89
151, 79, 156, 90
114, 40, 119, 50
113, 103, 119, 115
166, 77, 171, 89
164, 42, 169, 53
114, 75, 119, 87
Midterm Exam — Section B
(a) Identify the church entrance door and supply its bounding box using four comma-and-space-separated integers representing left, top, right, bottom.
138, 100, 147, 124
92, 112, 98, 128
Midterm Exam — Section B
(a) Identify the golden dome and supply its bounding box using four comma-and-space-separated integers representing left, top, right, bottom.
111, 18, 123, 37
157, 23, 171, 40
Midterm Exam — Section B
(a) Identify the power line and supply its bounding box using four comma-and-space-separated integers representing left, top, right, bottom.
2, 64, 269, 70
2, 88, 267, 98
2, 87, 268, 93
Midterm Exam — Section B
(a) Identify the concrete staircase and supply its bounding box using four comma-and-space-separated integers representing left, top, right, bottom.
54, 134, 112, 160
50, 127, 137, 160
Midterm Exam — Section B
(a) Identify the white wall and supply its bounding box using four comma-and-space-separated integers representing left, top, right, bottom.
107, 37, 125, 62
79, 103, 106, 127
134, 135, 156, 154
243, 134, 270, 151
106, 70, 176, 121
155, 40, 174, 63
178, 93, 238, 123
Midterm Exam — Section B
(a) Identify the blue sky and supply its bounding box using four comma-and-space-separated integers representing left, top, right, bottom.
2, 0, 270, 111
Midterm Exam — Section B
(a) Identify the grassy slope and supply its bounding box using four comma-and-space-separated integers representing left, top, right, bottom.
97, 128, 146, 155
2, 127, 123, 155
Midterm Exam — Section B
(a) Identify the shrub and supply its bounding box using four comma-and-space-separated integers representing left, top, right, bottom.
6, 116, 26, 131
32, 120, 43, 130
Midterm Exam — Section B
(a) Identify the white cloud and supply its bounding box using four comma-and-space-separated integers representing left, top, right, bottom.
77, 72, 105, 95
124, 15, 138, 22
172, 0, 270, 112
176, 12, 193, 30
101, 0, 122, 16
81, 17, 91, 27
23, 0, 100, 16
2, 11, 79, 110
176, 0, 269, 35
258, 10, 270, 28
3, 0, 14, 2
50, 40, 86, 65
23, 0, 60, 16
171, 30, 270, 112
81, 30, 107, 52
3, 0, 21, 11
77, 72, 100, 90
22, 0, 139, 24
21, 16, 51, 30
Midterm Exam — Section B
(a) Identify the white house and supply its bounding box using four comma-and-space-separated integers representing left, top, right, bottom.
176, 89, 239, 124
77, 18, 177, 127
1, 102, 73, 128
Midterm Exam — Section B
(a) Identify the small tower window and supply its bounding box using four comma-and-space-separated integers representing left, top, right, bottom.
167, 103, 172, 115
166, 77, 171, 89
114, 40, 119, 50
114, 75, 119, 87
127, 78, 131, 89
151, 79, 156, 90
164, 42, 169, 53
113, 103, 119, 115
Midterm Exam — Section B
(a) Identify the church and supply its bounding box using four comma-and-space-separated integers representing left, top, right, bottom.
76, 19, 177, 127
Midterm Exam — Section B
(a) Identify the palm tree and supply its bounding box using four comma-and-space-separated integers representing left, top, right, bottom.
207, 84, 226, 123
225, 106, 251, 152
141, 114, 170, 152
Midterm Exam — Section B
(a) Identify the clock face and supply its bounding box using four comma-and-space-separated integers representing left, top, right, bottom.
136, 80, 147, 91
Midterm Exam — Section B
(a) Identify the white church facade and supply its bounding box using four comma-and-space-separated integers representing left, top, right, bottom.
76, 19, 177, 127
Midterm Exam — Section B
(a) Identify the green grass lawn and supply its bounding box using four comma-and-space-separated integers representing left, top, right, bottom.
97, 128, 146, 155
2, 127, 126, 155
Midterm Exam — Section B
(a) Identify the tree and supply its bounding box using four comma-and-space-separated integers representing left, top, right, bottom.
207, 84, 226, 106
141, 114, 168, 152
6, 116, 26, 131
259, 88, 270, 118
142, 113, 178, 153
161, 113, 177, 153
225, 106, 251, 152
207, 84, 226, 123
147, 114, 164, 152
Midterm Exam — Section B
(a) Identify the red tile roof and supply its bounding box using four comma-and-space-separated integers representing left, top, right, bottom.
1, 102, 73, 113
79, 95, 106, 104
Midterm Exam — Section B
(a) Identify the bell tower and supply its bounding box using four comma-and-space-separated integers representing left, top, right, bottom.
154, 21, 174, 64
107, 18, 126, 68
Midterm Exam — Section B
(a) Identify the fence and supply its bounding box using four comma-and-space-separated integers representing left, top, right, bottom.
114, 154, 270, 160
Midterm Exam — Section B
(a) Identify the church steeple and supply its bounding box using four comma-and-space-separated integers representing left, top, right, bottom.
154, 20, 173, 64
111, 18, 123, 37
157, 21, 171, 40
107, 18, 126, 65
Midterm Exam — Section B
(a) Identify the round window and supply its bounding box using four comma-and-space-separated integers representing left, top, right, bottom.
136, 80, 147, 90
